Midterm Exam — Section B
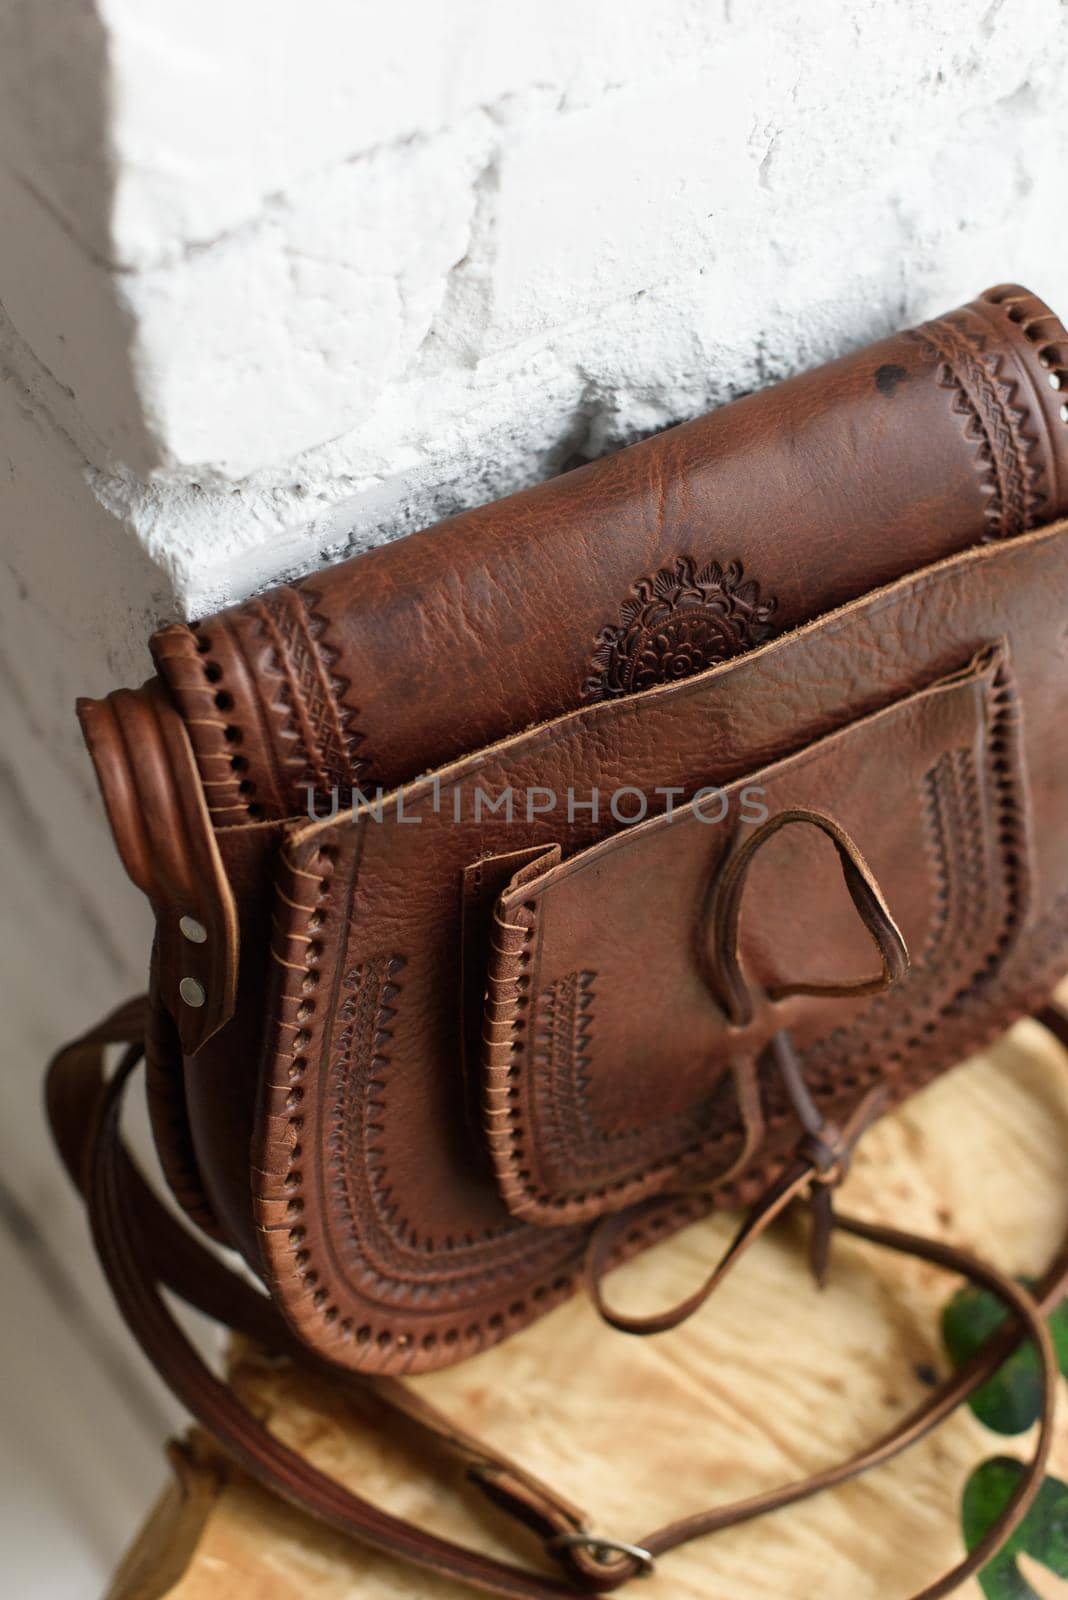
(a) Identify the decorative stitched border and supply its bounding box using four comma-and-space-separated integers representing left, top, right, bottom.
254, 829, 588, 1374
981, 285, 1068, 440
485, 647, 1030, 1222
906, 311, 1045, 540
248, 585, 369, 809
150, 621, 255, 823
151, 587, 370, 826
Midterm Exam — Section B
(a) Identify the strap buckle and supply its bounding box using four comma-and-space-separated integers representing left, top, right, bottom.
546, 1530, 656, 1579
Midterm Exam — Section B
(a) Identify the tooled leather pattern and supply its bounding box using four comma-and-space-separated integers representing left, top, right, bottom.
805, 659, 1028, 1087
583, 557, 778, 701
324, 951, 567, 1295
529, 968, 751, 1192
257, 833, 589, 1373
720, 909, 1068, 1218
250, 587, 369, 801
536, 971, 596, 1147
507, 718, 1020, 1215
718, 659, 1032, 1209
479, 636, 1027, 1225
907, 312, 1046, 539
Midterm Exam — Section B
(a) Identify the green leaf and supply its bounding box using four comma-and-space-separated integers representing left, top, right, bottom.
962, 1457, 1068, 1599
941, 1282, 1068, 1435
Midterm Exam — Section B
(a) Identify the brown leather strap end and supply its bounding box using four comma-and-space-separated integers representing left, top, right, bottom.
78, 684, 238, 1053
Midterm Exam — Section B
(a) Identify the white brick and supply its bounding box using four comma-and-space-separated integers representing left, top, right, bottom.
4, 0, 1067, 488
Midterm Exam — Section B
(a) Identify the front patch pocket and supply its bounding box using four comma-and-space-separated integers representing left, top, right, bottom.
483, 643, 1030, 1227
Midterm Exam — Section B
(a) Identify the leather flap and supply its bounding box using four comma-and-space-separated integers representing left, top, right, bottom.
151, 289, 1068, 825
482, 643, 1028, 1226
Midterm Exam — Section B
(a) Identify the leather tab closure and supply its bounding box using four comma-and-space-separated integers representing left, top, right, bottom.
78, 683, 238, 1054
704, 807, 909, 1027
481, 644, 1024, 1228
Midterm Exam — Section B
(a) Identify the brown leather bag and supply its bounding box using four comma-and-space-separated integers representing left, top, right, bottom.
51, 284, 1068, 1597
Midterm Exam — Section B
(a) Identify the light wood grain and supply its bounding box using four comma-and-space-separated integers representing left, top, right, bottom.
110, 1004, 1068, 1600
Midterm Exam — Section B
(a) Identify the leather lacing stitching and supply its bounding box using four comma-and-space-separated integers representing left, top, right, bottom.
273, 843, 332, 1326
985, 285, 1068, 428
148, 622, 255, 822
491, 939, 773, 1217
189, 621, 262, 819
266, 839, 584, 1371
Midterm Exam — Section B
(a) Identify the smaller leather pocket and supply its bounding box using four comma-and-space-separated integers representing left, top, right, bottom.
482, 643, 1029, 1227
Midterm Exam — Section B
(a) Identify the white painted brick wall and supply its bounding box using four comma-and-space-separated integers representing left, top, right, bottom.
3, 2, 1068, 1589
4, 2, 1068, 602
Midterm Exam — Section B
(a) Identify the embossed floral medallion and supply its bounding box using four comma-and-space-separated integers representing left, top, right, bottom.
583, 556, 778, 701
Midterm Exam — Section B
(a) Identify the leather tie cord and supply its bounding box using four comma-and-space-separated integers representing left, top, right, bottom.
46, 999, 1068, 1598
585, 808, 905, 1336
702, 808, 910, 1030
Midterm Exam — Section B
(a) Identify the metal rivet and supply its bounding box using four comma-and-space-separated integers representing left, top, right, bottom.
1049, 371, 1062, 391
179, 976, 206, 1008
1060, 402, 1068, 423
179, 915, 208, 943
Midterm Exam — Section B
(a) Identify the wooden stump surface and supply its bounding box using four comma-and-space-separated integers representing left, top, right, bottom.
108, 1002, 1068, 1599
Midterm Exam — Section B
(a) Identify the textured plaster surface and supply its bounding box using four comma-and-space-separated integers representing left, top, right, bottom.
3, 3, 1068, 1589
2, 2, 1068, 611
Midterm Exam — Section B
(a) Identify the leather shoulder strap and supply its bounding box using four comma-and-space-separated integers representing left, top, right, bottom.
47, 1004, 1068, 1598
